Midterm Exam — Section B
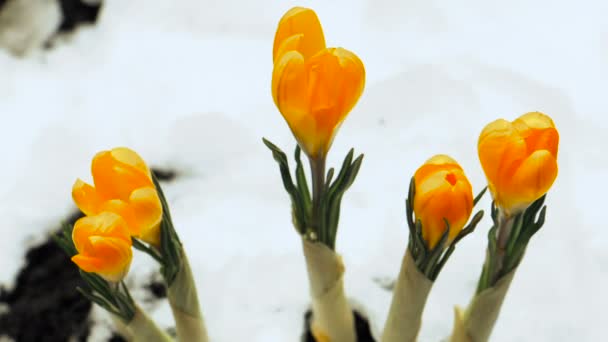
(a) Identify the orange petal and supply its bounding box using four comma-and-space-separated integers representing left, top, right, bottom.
414, 157, 473, 249
513, 112, 559, 158
273, 7, 325, 62
478, 119, 527, 191
272, 51, 319, 155
72, 179, 102, 216
513, 111, 555, 131
414, 176, 452, 249
92, 149, 153, 201
275, 34, 306, 63
272, 50, 307, 110
99, 199, 140, 236
71, 254, 105, 274
414, 155, 462, 185
75, 236, 132, 282
129, 187, 163, 246
307, 48, 366, 154
72, 212, 131, 254
503, 150, 558, 211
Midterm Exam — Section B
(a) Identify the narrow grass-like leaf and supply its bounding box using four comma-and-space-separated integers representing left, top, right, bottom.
473, 187, 488, 206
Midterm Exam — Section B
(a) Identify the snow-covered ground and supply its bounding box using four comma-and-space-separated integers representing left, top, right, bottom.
1, 0, 607, 341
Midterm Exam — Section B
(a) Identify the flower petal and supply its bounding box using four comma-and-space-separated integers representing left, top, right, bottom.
514, 113, 559, 158
414, 156, 473, 249
129, 187, 163, 246
478, 119, 527, 191
307, 48, 365, 154
72, 179, 102, 216
505, 150, 558, 210
272, 51, 319, 155
72, 212, 131, 254
74, 236, 132, 282
91, 149, 153, 201
99, 199, 140, 236
273, 7, 325, 62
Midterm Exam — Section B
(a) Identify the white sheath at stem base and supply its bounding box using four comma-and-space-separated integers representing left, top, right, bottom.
167, 251, 209, 342
126, 305, 173, 342
450, 270, 516, 342
302, 238, 356, 342
381, 249, 433, 342
111, 315, 133, 341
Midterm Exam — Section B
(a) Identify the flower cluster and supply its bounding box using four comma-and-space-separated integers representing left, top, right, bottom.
71, 147, 163, 282
53, 6, 561, 342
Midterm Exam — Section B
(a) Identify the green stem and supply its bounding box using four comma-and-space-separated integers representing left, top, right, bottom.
491, 213, 513, 285
309, 156, 326, 240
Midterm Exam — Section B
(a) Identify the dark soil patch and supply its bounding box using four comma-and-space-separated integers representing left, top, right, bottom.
57, 0, 102, 33
302, 309, 376, 342
0, 212, 90, 342
145, 279, 167, 300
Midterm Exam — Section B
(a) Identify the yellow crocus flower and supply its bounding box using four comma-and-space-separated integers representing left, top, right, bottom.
272, 7, 365, 159
72, 147, 163, 246
478, 112, 559, 215
413, 155, 474, 249
71, 212, 133, 282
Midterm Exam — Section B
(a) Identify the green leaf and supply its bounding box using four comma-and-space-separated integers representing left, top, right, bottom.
325, 168, 335, 189
474, 187, 488, 206
323, 151, 363, 249
294, 146, 312, 219
52, 223, 77, 257
263, 138, 307, 234
132, 238, 163, 263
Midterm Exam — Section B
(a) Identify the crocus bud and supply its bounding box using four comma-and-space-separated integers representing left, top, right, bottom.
71, 212, 133, 283
271, 7, 365, 159
273, 7, 326, 63
72, 147, 163, 246
478, 112, 559, 215
413, 155, 474, 249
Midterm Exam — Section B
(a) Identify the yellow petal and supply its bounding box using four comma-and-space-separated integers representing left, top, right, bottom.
478, 119, 527, 191
275, 34, 306, 64
307, 48, 366, 154
72, 237, 132, 282
513, 111, 555, 131
129, 187, 163, 246
272, 51, 319, 155
72, 212, 131, 255
72, 179, 102, 216
71, 212, 133, 282
503, 150, 558, 210
513, 113, 559, 158
425, 154, 459, 166
414, 154, 462, 186
99, 199, 140, 236
272, 50, 307, 110
273, 7, 325, 62
91, 149, 153, 201
414, 156, 473, 249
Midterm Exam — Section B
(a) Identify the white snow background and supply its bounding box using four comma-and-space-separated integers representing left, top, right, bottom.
1, 0, 607, 341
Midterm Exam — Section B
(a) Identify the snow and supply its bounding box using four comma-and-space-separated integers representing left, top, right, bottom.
1, 0, 606, 341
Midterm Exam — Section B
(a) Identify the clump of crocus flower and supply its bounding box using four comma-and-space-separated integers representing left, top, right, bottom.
56, 147, 209, 342
383, 155, 482, 342
451, 112, 559, 342
265, 6, 366, 342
